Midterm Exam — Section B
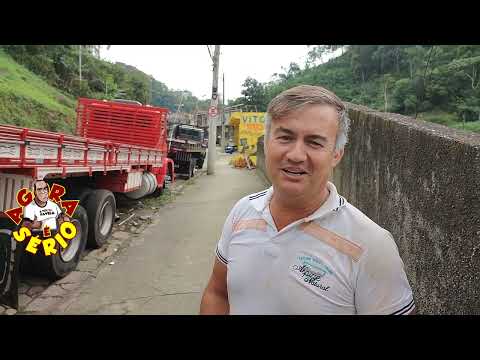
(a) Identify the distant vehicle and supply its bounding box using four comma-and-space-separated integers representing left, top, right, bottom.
225, 144, 238, 154
168, 124, 207, 178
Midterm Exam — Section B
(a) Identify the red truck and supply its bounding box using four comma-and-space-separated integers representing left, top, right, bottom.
0, 98, 175, 309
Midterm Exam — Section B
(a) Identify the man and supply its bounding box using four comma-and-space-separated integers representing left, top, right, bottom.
22, 180, 69, 233
200, 85, 415, 315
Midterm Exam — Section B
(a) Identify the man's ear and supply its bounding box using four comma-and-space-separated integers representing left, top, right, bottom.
332, 148, 344, 168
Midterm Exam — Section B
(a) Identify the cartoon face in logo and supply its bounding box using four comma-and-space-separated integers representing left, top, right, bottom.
33, 180, 50, 205
6, 182, 80, 256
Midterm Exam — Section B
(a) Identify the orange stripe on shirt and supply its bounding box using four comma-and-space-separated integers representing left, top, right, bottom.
300, 222, 364, 262
232, 219, 267, 233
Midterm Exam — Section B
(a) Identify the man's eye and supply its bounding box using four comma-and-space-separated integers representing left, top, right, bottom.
278, 136, 291, 141
310, 142, 324, 147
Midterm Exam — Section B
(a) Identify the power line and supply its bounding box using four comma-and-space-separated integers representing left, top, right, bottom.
206, 45, 213, 62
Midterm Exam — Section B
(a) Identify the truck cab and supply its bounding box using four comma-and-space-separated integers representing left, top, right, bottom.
168, 124, 207, 178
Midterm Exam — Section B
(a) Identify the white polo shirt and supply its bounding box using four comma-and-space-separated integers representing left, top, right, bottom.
23, 199, 63, 231
216, 182, 415, 315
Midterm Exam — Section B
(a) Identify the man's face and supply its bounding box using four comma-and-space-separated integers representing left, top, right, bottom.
265, 104, 344, 201
35, 181, 49, 203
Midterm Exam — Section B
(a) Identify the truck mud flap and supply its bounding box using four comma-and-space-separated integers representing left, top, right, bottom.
0, 228, 20, 309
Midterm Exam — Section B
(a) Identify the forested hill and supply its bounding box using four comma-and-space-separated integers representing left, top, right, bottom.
230, 45, 480, 133
0, 45, 208, 134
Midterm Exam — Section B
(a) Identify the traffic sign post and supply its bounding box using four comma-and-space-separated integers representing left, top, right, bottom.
207, 45, 220, 176
208, 106, 218, 118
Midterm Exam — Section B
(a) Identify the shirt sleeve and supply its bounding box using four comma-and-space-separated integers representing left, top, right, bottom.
23, 204, 36, 221
215, 201, 241, 266
53, 202, 63, 217
354, 231, 415, 315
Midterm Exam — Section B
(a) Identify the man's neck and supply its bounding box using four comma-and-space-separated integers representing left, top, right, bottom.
34, 198, 47, 207
269, 187, 330, 231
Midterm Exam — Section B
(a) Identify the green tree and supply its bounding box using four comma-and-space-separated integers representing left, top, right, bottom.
446, 56, 480, 90
240, 77, 268, 111
392, 78, 417, 114
383, 74, 395, 112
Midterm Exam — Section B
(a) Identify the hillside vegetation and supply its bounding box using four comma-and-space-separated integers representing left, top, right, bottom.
2, 45, 479, 135
0, 50, 76, 133
230, 45, 480, 133
0, 45, 209, 134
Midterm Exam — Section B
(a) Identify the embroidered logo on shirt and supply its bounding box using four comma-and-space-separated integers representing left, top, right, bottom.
232, 219, 267, 233
291, 255, 333, 291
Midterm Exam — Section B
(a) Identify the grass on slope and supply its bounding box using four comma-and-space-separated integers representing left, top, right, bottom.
0, 50, 76, 134
417, 111, 480, 134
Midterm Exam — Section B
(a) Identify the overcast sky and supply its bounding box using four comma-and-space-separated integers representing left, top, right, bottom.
101, 45, 314, 101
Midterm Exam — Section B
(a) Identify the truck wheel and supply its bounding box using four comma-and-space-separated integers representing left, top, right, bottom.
86, 189, 116, 249
0, 223, 19, 308
33, 210, 88, 281
152, 179, 165, 197
67, 186, 93, 207
197, 157, 204, 169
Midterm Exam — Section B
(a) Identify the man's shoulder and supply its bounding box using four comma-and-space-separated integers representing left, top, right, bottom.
247, 188, 270, 202
24, 201, 41, 212
229, 188, 270, 216
24, 201, 35, 210
46, 200, 61, 210
336, 200, 394, 250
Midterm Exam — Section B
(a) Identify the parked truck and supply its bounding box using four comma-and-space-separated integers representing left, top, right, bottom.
168, 124, 207, 179
0, 98, 175, 309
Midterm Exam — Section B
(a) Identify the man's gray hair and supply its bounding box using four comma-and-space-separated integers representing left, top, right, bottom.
264, 85, 351, 151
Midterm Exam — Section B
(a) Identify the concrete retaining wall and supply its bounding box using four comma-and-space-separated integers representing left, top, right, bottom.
256, 104, 480, 314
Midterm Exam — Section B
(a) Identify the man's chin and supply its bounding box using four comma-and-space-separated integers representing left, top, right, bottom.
274, 181, 306, 198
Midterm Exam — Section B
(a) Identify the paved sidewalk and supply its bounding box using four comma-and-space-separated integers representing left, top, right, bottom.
45, 153, 267, 314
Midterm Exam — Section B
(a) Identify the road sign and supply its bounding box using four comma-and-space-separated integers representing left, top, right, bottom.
208, 106, 218, 117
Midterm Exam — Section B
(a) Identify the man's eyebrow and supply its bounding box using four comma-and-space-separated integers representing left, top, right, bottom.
306, 134, 328, 142
273, 127, 295, 135
274, 127, 329, 142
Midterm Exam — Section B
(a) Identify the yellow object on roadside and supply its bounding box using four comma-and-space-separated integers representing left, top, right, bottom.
229, 154, 256, 169
228, 112, 265, 151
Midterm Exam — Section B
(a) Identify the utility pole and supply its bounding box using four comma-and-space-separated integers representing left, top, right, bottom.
176, 91, 186, 115
207, 45, 220, 175
79, 45, 82, 83
150, 76, 153, 105
221, 72, 226, 150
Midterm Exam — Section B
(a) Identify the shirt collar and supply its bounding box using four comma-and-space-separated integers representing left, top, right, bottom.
249, 181, 346, 220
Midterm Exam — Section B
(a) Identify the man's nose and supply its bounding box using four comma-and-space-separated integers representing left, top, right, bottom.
286, 141, 307, 163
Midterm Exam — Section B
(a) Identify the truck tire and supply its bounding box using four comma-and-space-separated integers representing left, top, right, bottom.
152, 179, 166, 197
0, 221, 19, 308
196, 157, 204, 169
32, 212, 87, 281
86, 189, 116, 249
70, 187, 93, 207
